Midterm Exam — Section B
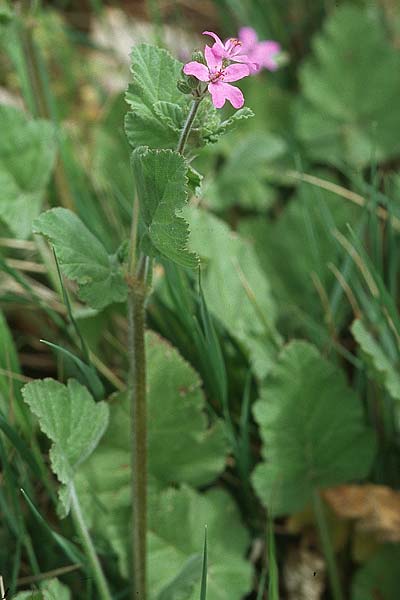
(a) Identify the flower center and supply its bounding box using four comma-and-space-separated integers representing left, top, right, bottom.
209, 69, 225, 83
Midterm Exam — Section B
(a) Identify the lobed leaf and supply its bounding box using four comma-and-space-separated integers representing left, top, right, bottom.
33, 207, 127, 309
22, 378, 109, 514
132, 147, 198, 268
252, 341, 376, 516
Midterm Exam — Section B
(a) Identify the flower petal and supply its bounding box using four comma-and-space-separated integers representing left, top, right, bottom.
208, 82, 227, 109
238, 26, 258, 51
258, 41, 281, 70
208, 81, 244, 109
223, 63, 250, 82
205, 45, 222, 71
183, 61, 209, 81
220, 82, 244, 108
203, 31, 224, 49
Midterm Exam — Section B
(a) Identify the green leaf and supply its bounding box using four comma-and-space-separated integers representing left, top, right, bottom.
33, 207, 127, 309
125, 44, 187, 150
0, 309, 24, 418
0, 105, 57, 238
206, 132, 285, 211
14, 578, 71, 600
132, 147, 198, 268
157, 554, 202, 600
185, 207, 279, 379
203, 107, 254, 143
22, 378, 109, 515
252, 341, 376, 516
79, 331, 227, 494
351, 545, 400, 600
297, 5, 400, 167
148, 486, 251, 600
352, 319, 400, 402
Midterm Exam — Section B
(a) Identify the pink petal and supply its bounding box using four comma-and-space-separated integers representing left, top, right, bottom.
221, 82, 244, 109
208, 81, 244, 109
183, 61, 209, 81
203, 31, 224, 50
238, 26, 258, 51
208, 82, 227, 109
223, 63, 250, 82
254, 41, 281, 71
205, 45, 222, 71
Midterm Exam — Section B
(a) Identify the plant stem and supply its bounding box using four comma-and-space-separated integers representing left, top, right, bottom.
312, 490, 344, 600
128, 257, 148, 600
70, 484, 112, 600
176, 98, 202, 155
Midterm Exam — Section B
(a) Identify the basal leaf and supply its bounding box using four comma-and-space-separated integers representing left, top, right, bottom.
132, 147, 198, 268
79, 331, 227, 493
0, 105, 56, 238
252, 341, 376, 516
33, 207, 127, 309
297, 5, 400, 167
22, 378, 108, 514
352, 319, 400, 402
185, 207, 279, 378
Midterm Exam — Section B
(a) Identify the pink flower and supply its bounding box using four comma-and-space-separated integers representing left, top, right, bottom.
183, 46, 249, 109
239, 27, 281, 73
202, 31, 254, 68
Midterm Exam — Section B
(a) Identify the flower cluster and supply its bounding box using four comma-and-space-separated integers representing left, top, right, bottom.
183, 27, 281, 110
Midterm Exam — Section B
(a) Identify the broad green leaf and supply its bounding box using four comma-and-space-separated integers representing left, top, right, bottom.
125, 44, 187, 149
185, 207, 279, 379
132, 147, 198, 268
148, 486, 252, 600
352, 319, 400, 402
22, 378, 109, 514
33, 207, 127, 309
352, 545, 400, 600
157, 554, 203, 600
78, 331, 227, 495
201, 107, 254, 145
206, 132, 285, 211
297, 5, 400, 167
14, 578, 71, 600
252, 341, 376, 516
0, 105, 56, 238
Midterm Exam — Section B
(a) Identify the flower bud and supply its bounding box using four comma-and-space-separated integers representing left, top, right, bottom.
177, 79, 192, 94
191, 50, 206, 65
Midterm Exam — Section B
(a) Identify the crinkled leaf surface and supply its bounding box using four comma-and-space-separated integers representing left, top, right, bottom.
0, 105, 56, 238
125, 44, 187, 149
185, 207, 278, 378
252, 341, 376, 516
132, 147, 198, 268
33, 207, 127, 309
75, 334, 248, 599
22, 378, 109, 513
352, 319, 400, 402
297, 5, 400, 167
352, 545, 400, 600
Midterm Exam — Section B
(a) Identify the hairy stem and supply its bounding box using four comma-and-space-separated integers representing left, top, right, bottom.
313, 490, 344, 600
128, 257, 148, 600
176, 97, 202, 154
70, 484, 112, 600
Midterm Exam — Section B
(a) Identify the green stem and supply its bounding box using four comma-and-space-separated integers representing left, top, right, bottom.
312, 490, 344, 600
176, 98, 202, 155
70, 484, 112, 600
127, 258, 148, 600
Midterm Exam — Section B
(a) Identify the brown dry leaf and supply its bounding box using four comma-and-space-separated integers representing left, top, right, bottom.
323, 484, 400, 542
